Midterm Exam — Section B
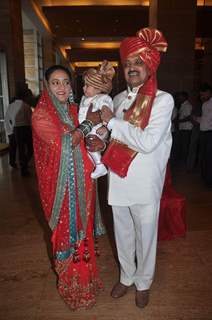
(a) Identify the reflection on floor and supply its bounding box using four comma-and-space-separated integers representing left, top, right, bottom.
0, 153, 212, 320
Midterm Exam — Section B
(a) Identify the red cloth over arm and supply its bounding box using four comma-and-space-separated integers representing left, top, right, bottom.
32, 107, 61, 144
32, 102, 62, 221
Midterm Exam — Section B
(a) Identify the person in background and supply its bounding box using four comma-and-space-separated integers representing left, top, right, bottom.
32, 65, 105, 310
198, 83, 212, 187
79, 60, 115, 179
100, 27, 174, 309
4, 91, 33, 175
178, 91, 193, 166
186, 95, 202, 172
5, 97, 18, 168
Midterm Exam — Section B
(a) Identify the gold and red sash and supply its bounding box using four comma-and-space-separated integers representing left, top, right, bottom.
102, 75, 156, 177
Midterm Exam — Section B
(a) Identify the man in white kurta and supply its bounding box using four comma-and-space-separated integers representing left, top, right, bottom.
101, 27, 174, 308
199, 84, 212, 187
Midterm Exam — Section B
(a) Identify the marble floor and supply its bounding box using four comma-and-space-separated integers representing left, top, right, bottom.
0, 152, 212, 320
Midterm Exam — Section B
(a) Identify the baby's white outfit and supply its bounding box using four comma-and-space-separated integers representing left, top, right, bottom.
79, 94, 113, 179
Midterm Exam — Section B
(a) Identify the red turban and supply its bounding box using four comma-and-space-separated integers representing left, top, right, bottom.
120, 27, 168, 73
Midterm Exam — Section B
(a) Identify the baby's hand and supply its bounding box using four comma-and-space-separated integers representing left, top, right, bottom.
96, 125, 108, 136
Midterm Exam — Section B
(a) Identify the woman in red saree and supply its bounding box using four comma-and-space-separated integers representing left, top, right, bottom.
32, 65, 105, 310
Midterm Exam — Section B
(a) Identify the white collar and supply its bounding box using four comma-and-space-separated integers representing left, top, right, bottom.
127, 84, 143, 95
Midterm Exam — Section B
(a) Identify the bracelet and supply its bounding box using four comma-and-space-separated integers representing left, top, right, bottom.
77, 120, 93, 136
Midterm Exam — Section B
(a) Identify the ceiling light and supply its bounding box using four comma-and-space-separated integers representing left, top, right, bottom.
72, 61, 119, 68
79, 42, 120, 49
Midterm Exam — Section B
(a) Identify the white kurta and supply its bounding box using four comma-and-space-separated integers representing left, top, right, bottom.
178, 100, 193, 130
78, 94, 114, 173
107, 87, 174, 206
78, 94, 113, 123
4, 99, 31, 135
200, 96, 212, 131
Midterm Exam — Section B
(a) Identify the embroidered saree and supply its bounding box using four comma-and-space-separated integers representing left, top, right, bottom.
32, 90, 104, 310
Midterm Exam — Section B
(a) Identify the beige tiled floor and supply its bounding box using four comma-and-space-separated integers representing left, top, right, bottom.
0, 153, 212, 320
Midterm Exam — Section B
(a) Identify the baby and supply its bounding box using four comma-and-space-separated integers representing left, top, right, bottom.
78, 60, 115, 179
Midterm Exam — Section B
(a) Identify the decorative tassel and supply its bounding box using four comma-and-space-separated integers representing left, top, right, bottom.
94, 238, 100, 257
83, 238, 91, 263
73, 243, 80, 263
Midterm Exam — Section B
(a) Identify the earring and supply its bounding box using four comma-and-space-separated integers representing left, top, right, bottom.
68, 89, 74, 104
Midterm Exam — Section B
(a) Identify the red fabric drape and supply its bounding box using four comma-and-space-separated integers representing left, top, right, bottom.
158, 164, 187, 241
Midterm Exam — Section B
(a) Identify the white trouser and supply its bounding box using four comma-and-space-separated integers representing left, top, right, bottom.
112, 202, 160, 291
88, 151, 102, 165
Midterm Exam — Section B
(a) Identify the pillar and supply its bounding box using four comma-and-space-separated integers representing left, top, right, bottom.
43, 36, 55, 71
0, 0, 25, 98
149, 0, 196, 95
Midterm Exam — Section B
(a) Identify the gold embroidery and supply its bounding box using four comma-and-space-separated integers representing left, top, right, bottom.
56, 258, 103, 310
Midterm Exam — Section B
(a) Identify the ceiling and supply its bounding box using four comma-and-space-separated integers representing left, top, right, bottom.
33, 0, 212, 68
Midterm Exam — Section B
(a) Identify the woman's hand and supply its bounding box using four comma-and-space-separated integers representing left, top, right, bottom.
86, 103, 101, 125
85, 135, 106, 152
101, 106, 114, 124
71, 130, 83, 148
